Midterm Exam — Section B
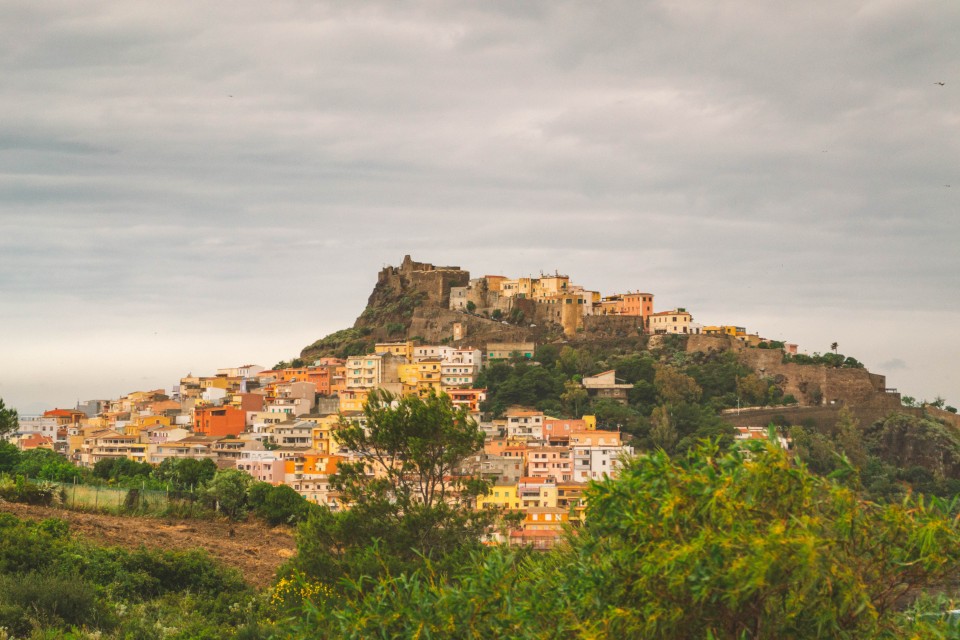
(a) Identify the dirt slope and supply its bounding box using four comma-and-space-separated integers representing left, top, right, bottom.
0, 500, 295, 589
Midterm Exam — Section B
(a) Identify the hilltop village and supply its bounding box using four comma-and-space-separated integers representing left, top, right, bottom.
7, 257, 925, 548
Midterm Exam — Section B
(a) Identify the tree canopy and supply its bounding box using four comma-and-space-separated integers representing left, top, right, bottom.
293, 390, 496, 584
286, 439, 960, 639
0, 398, 18, 438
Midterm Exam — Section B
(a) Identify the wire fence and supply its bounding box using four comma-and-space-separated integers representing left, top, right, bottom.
3, 475, 208, 517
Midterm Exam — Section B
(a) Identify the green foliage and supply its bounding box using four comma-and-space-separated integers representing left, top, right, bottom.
0, 475, 58, 505
783, 351, 864, 368
302, 327, 375, 360
93, 457, 153, 482
0, 513, 259, 637
571, 440, 960, 638
248, 482, 314, 525
385, 321, 406, 335
154, 456, 217, 489
465, 300, 476, 313
0, 440, 20, 473
284, 441, 960, 638
294, 390, 496, 585
654, 363, 702, 405
476, 360, 567, 417
863, 413, 960, 485
15, 448, 84, 482
0, 571, 105, 636
203, 468, 253, 520
0, 397, 18, 437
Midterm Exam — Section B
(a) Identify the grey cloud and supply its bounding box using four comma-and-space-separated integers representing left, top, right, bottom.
0, 0, 958, 410
880, 358, 908, 371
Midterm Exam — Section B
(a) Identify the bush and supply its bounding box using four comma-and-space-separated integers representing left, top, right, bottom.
0, 476, 57, 506
287, 440, 960, 639
249, 483, 312, 526
202, 469, 253, 520
0, 572, 105, 635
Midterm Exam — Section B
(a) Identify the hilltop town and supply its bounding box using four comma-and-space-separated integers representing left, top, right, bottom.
7, 256, 956, 549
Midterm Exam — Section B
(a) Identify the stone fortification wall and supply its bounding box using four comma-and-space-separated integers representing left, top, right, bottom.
581, 315, 645, 339
686, 334, 745, 354
683, 334, 900, 410
406, 307, 537, 346
737, 348, 897, 409
721, 401, 957, 435
721, 399, 908, 433
374, 255, 470, 310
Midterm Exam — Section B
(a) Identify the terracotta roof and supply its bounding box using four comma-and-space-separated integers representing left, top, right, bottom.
510, 529, 560, 538
19, 434, 53, 448
44, 409, 82, 417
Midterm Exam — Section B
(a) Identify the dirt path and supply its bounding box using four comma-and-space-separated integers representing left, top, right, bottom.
0, 500, 296, 589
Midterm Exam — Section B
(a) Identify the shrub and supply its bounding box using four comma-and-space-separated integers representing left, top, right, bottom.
249, 483, 312, 526
0, 476, 56, 506
0, 572, 104, 636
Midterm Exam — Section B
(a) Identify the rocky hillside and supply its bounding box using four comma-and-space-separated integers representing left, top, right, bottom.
301, 256, 560, 361
298, 256, 955, 435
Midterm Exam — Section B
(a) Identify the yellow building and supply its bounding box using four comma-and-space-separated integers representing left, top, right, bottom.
533, 275, 570, 300
500, 277, 534, 299
478, 485, 521, 510
518, 479, 558, 509
308, 415, 342, 454
338, 388, 370, 413
704, 325, 747, 337
398, 360, 443, 397
649, 308, 695, 335
374, 341, 414, 361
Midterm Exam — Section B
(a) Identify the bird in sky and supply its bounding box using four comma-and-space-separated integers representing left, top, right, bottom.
935, 82, 945, 86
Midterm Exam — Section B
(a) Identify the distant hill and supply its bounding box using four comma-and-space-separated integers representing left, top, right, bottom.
300, 256, 959, 437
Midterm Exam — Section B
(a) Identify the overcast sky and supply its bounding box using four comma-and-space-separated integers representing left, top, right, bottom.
1, 0, 957, 414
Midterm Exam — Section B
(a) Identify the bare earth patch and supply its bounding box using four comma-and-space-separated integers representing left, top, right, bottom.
0, 500, 296, 588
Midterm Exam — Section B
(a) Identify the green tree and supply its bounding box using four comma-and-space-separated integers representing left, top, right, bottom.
735, 373, 769, 407
648, 405, 677, 452
294, 390, 495, 584
835, 407, 867, 470
560, 380, 589, 417
569, 440, 960, 638
154, 457, 217, 488
0, 398, 18, 438
285, 440, 960, 639
0, 440, 21, 473
654, 364, 702, 405
203, 469, 252, 520
248, 482, 313, 525
16, 449, 84, 482
557, 346, 595, 378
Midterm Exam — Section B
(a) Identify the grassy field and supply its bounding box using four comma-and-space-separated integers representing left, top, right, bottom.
48, 481, 203, 516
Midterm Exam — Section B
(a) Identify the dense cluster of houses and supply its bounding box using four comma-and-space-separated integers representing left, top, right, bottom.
7, 267, 795, 547
447, 269, 795, 348
7, 341, 643, 547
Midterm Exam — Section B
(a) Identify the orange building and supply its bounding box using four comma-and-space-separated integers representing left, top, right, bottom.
43, 408, 85, 427
542, 418, 589, 444
599, 292, 654, 326
447, 388, 487, 412
193, 405, 246, 437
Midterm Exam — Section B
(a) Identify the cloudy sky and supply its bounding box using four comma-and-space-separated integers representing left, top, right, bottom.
1, 0, 957, 414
